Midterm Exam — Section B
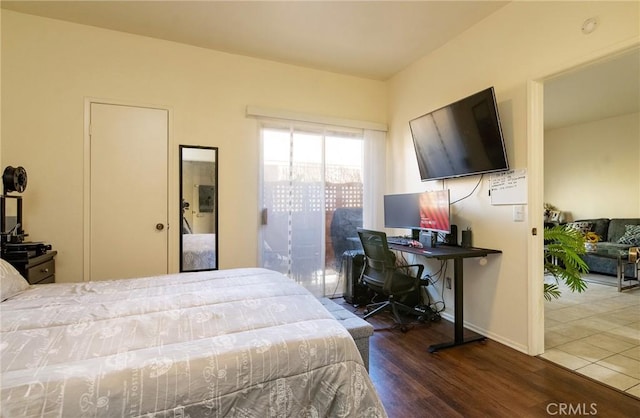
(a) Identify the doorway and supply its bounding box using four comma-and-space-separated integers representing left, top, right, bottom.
531, 47, 640, 396
85, 101, 170, 281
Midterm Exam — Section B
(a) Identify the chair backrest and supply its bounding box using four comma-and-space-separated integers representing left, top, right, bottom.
357, 228, 424, 302
329, 207, 363, 266
357, 228, 396, 290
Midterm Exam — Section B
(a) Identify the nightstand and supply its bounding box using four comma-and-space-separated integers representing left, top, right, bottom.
5, 251, 57, 284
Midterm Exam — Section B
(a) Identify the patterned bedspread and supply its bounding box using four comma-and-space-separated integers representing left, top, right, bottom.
0, 268, 386, 417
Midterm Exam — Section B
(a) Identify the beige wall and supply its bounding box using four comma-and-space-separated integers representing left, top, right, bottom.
0, 7, 3, 165
545, 112, 640, 221
0, 10, 386, 282
387, 1, 639, 352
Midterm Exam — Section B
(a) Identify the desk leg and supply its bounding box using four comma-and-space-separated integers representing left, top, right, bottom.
428, 258, 486, 352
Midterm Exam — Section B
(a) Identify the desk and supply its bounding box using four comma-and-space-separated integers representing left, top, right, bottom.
389, 243, 501, 352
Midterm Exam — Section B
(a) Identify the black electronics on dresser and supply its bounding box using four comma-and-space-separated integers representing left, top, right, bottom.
1, 165, 57, 284
1, 240, 57, 285
3, 242, 52, 259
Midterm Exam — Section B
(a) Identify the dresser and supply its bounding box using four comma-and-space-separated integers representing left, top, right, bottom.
5, 251, 57, 284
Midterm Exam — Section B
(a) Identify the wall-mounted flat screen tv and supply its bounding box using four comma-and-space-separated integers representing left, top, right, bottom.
409, 87, 509, 181
384, 190, 450, 233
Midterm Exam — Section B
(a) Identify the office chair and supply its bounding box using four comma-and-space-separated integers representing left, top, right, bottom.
357, 228, 426, 332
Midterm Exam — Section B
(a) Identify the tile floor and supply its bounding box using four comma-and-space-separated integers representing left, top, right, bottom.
542, 274, 640, 398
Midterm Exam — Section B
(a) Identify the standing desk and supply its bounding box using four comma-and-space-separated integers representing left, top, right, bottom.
388, 243, 501, 352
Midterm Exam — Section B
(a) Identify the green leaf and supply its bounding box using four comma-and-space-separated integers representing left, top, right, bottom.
543, 225, 589, 300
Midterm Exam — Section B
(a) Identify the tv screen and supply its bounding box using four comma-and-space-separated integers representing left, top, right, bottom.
384, 190, 450, 233
409, 87, 508, 181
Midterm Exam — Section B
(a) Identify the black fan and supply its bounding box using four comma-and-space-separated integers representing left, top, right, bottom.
3, 166, 28, 194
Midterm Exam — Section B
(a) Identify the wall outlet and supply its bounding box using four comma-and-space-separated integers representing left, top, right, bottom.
445, 277, 452, 289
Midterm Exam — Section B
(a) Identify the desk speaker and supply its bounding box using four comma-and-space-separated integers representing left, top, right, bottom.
445, 224, 458, 246
461, 229, 472, 248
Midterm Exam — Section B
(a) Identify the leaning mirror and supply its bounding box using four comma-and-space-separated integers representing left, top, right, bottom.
179, 146, 218, 271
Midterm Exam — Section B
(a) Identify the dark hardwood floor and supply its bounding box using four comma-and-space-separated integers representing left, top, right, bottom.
340, 301, 640, 417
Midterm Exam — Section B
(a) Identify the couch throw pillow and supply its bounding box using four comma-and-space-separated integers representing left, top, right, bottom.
617, 224, 640, 246
565, 221, 592, 235
0, 258, 30, 301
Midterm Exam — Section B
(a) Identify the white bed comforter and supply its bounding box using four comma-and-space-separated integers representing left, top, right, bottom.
0, 268, 386, 417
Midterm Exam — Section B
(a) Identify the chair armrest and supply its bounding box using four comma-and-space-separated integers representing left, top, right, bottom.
393, 263, 425, 280
381, 263, 425, 295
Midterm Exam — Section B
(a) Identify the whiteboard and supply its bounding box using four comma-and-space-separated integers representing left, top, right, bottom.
489, 169, 527, 205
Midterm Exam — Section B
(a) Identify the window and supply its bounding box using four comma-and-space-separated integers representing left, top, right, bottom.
259, 120, 384, 296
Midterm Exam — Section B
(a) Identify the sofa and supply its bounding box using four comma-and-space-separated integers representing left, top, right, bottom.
569, 218, 640, 277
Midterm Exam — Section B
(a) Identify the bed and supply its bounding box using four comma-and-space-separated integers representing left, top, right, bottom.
0, 263, 386, 417
181, 233, 216, 270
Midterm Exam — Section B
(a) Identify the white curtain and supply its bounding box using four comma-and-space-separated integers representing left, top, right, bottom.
363, 129, 386, 230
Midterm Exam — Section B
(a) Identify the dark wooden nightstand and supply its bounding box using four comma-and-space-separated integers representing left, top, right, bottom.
5, 251, 57, 284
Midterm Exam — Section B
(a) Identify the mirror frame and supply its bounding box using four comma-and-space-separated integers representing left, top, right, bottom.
179, 145, 219, 272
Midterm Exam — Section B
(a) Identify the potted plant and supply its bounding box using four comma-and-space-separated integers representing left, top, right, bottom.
544, 225, 589, 300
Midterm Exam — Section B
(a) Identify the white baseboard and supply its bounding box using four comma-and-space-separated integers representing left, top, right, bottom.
438, 312, 530, 355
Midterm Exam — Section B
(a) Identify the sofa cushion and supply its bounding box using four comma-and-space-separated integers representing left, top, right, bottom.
565, 221, 592, 235
575, 218, 610, 240
608, 218, 640, 243
581, 252, 638, 277
617, 224, 640, 246
597, 242, 631, 251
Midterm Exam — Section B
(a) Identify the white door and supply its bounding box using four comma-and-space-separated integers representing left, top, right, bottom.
90, 103, 168, 281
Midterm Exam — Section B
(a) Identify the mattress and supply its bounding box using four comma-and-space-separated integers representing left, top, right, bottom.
0, 268, 386, 417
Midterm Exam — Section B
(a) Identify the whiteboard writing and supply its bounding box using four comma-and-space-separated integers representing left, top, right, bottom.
489, 169, 527, 205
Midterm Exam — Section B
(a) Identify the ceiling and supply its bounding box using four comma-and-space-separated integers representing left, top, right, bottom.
1, 0, 508, 81
544, 48, 640, 130
2, 1, 638, 128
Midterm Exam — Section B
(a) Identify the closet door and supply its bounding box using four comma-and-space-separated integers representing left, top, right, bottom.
89, 103, 169, 281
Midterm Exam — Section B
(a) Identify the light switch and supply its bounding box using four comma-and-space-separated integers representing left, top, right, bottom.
513, 205, 525, 222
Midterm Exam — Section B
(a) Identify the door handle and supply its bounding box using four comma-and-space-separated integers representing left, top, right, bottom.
156, 223, 165, 231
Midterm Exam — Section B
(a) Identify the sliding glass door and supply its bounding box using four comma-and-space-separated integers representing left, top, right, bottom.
260, 122, 364, 296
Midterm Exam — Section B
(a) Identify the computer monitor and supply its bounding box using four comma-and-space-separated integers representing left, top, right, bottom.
384, 190, 451, 234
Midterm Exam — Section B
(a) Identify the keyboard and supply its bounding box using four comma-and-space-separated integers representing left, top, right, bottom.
387, 236, 412, 246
